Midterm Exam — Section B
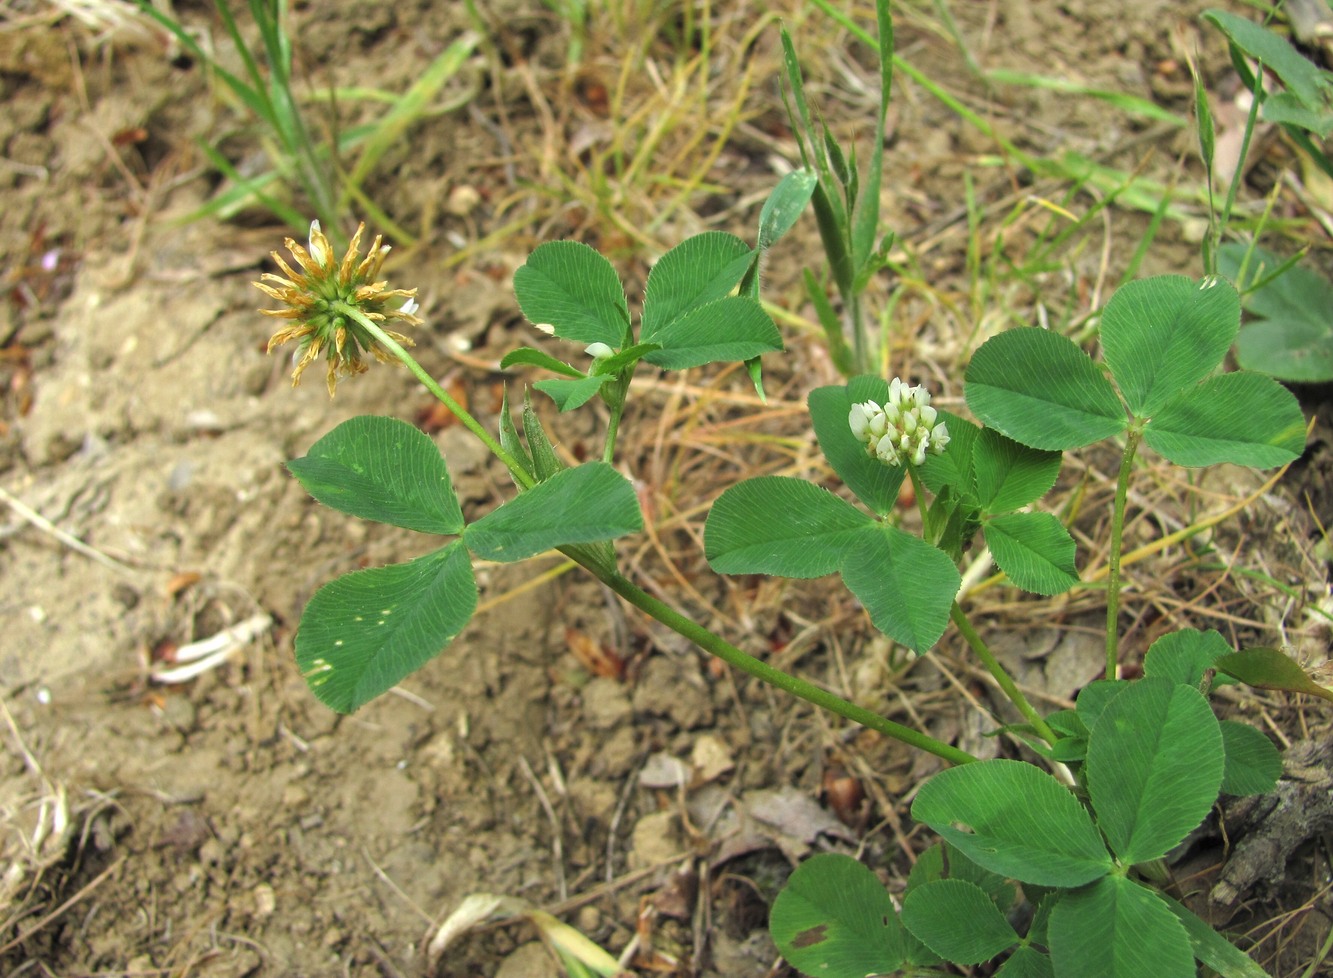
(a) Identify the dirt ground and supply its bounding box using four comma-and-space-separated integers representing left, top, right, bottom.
2, 1, 1331, 976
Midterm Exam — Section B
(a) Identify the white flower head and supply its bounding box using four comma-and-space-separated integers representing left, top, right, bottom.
848, 378, 950, 468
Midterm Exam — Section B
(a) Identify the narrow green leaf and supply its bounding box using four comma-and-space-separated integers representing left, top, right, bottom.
288, 416, 463, 535
464, 462, 641, 562
873, 0, 893, 116
513, 241, 629, 347
965, 328, 1126, 450
779, 26, 817, 170
825, 127, 851, 188
809, 378, 907, 516
973, 428, 1062, 514
534, 374, 611, 412
769, 853, 907, 978
803, 270, 855, 376
982, 512, 1079, 596
988, 69, 1189, 127
346, 34, 479, 191
1143, 371, 1306, 467
522, 390, 566, 482
912, 760, 1111, 887
745, 356, 766, 402
641, 231, 755, 340
758, 169, 818, 251
841, 526, 959, 652
1100, 275, 1240, 417
704, 477, 873, 578
1160, 892, 1273, 978
1085, 678, 1224, 863
1049, 876, 1195, 978
902, 880, 1019, 965
498, 387, 534, 483
1217, 647, 1333, 703
1193, 65, 1216, 173
295, 543, 477, 713
188, 143, 307, 230
1143, 628, 1232, 688
811, 182, 853, 295
500, 346, 585, 378
136, 0, 273, 125
642, 296, 782, 370
1220, 721, 1282, 796
850, 0, 891, 272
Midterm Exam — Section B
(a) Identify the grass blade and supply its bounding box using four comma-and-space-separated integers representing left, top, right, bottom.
343, 33, 480, 196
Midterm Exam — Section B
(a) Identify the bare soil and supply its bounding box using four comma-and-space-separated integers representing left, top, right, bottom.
2, 1, 1330, 976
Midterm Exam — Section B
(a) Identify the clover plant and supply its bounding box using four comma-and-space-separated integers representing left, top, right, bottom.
254, 13, 1317, 978
260, 204, 1313, 977
740, 275, 1307, 978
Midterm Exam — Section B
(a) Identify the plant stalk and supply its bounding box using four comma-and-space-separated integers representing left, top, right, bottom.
602, 403, 624, 465
600, 369, 632, 464
950, 603, 1057, 745
340, 304, 535, 490
585, 562, 976, 767
1105, 426, 1143, 679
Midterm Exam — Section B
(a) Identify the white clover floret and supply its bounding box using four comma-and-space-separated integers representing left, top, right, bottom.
585, 342, 615, 360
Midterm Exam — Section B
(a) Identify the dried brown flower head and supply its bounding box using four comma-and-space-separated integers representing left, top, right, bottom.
256, 221, 423, 396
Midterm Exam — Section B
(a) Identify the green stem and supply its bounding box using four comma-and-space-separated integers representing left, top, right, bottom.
602, 402, 624, 465
1106, 426, 1143, 680
848, 290, 868, 376
340, 304, 535, 490
906, 469, 1052, 742
950, 603, 1057, 744
600, 368, 632, 465
584, 562, 976, 767
908, 466, 931, 536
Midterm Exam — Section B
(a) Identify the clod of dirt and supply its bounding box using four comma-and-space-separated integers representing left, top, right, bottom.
496, 941, 559, 978
581, 675, 632, 730
632, 655, 714, 729
630, 810, 683, 868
